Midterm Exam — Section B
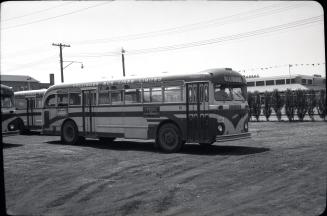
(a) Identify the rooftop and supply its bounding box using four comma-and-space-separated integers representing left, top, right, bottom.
1, 75, 39, 83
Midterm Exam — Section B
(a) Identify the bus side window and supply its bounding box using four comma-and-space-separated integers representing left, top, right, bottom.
204, 85, 209, 102
45, 94, 56, 108
125, 89, 141, 104
98, 90, 110, 105
164, 86, 182, 102
69, 92, 81, 106
15, 98, 27, 110
151, 87, 162, 102
111, 90, 123, 105
143, 88, 150, 103
58, 94, 68, 107
36, 97, 42, 108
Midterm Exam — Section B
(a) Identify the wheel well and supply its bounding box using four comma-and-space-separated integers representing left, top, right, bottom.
156, 120, 183, 139
14, 117, 24, 130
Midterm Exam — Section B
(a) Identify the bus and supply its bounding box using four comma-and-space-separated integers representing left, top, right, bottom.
1, 84, 19, 134
14, 89, 47, 133
42, 68, 250, 153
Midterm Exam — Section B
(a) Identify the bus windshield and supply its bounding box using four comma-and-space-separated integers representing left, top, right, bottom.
214, 84, 246, 101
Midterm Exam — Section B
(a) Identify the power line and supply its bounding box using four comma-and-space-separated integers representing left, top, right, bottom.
68, 15, 322, 58
1, 1, 112, 30
2, 2, 74, 22
71, 2, 304, 45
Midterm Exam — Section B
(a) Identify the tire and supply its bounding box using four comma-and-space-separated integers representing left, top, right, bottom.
99, 137, 115, 144
156, 123, 183, 153
61, 120, 79, 145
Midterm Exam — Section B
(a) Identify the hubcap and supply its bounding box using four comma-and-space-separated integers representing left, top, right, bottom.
162, 129, 177, 147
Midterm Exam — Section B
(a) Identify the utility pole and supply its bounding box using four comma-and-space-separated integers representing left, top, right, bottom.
52, 43, 70, 83
121, 48, 126, 77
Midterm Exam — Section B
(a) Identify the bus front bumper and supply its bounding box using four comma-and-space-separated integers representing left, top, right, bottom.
216, 132, 251, 142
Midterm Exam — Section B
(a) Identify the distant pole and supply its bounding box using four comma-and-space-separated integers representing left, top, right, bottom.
121, 48, 126, 77
52, 43, 70, 83
288, 64, 292, 86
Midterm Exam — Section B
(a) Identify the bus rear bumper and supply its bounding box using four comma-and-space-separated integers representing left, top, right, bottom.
216, 132, 251, 142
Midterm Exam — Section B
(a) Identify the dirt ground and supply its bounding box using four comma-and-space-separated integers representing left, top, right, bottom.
3, 122, 327, 216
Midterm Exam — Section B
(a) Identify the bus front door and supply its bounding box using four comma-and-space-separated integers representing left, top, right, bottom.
186, 82, 210, 143
26, 97, 35, 129
82, 90, 96, 136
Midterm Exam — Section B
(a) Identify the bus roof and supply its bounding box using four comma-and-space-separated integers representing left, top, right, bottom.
45, 68, 246, 93
1, 84, 14, 96
14, 89, 47, 97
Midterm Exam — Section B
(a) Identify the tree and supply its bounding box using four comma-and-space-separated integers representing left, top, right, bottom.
253, 91, 261, 122
263, 91, 272, 121
317, 89, 326, 120
247, 92, 254, 121
295, 89, 307, 121
307, 89, 316, 121
271, 89, 283, 121
285, 89, 295, 122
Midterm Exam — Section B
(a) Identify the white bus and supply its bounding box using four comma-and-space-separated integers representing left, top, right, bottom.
1, 84, 19, 134
14, 89, 47, 133
42, 68, 250, 152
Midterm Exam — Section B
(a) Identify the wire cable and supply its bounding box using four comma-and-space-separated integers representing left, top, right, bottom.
1, 1, 113, 30
71, 2, 305, 45
2, 2, 74, 22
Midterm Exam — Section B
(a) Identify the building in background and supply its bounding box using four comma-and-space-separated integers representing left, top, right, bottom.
245, 74, 326, 93
0, 74, 54, 92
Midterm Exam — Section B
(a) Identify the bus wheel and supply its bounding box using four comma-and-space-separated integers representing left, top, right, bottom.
157, 123, 183, 153
99, 137, 115, 144
61, 120, 79, 145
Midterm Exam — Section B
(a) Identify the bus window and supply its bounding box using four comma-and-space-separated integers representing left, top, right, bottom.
151, 87, 162, 102
111, 91, 123, 105
36, 97, 43, 108
98, 91, 110, 105
45, 94, 56, 107
204, 85, 209, 102
1, 96, 13, 108
58, 94, 68, 107
231, 87, 245, 101
69, 92, 81, 106
143, 88, 150, 103
125, 89, 141, 104
15, 98, 27, 110
214, 85, 232, 101
164, 86, 182, 102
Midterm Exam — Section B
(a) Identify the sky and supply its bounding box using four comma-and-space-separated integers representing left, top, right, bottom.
0, 1, 325, 84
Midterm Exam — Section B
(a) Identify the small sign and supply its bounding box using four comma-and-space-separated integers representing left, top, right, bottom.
224, 76, 243, 83
143, 106, 160, 117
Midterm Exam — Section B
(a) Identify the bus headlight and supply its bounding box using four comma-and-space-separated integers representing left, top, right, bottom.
9, 123, 15, 131
244, 122, 248, 132
217, 123, 225, 135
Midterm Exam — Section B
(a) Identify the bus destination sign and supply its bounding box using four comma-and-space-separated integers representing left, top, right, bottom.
224, 76, 243, 83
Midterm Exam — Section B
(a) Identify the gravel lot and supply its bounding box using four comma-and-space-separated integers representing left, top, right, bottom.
3, 122, 327, 216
